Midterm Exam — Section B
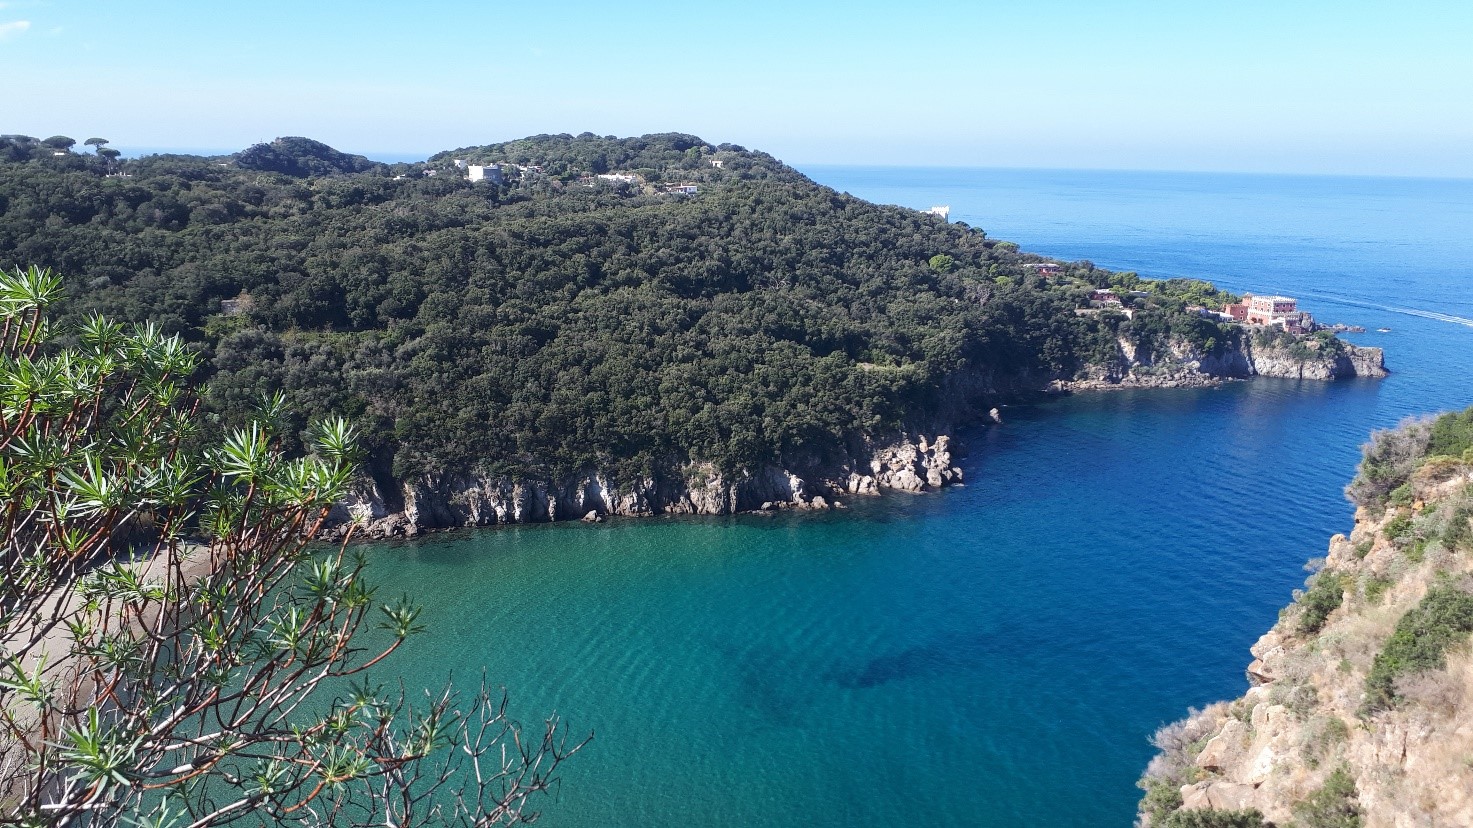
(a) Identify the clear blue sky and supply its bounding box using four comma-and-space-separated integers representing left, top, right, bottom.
2, 0, 1469, 176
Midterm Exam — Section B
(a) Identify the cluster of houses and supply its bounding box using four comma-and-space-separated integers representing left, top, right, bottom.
1072, 285, 1351, 337
1084, 291, 1315, 333
1074, 288, 1139, 319
1075, 285, 1319, 333
425, 159, 702, 196
567, 172, 700, 195
451, 159, 547, 184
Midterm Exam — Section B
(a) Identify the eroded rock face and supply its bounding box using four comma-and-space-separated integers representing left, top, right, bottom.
1057, 334, 1387, 391
324, 434, 966, 539
1181, 781, 1259, 812
1142, 472, 1473, 827
1244, 339, 1387, 380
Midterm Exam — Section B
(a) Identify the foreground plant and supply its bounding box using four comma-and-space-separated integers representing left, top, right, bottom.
0, 266, 584, 826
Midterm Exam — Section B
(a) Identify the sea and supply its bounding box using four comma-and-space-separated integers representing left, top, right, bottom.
362, 167, 1473, 826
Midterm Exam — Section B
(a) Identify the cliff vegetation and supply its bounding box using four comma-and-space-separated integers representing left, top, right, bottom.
0, 133, 1382, 531
1139, 408, 1473, 827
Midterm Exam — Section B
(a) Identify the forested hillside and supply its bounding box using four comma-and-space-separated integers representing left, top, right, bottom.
0, 132, 1239, 484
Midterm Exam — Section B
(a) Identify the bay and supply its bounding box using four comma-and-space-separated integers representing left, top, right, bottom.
366, 167, 1473, 826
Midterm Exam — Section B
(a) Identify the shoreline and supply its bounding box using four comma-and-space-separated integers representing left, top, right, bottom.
327, 345, 1388, 544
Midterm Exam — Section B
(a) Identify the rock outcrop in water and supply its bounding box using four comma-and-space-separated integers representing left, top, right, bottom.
1059, 332, 1386, 391
326, 433, 963, 539
1138, 413, 1473, 827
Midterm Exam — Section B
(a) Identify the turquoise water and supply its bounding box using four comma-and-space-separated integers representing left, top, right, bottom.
365, 169, 1473, 826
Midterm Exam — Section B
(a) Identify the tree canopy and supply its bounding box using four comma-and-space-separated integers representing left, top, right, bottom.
0, 265, 582, 825
0, 132, 1239, 484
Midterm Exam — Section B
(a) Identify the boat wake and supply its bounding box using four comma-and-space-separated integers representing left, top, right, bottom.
1288, 290, 1473, 328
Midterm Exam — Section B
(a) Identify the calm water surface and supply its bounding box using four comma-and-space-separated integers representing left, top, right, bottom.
369, 168, 1473, 826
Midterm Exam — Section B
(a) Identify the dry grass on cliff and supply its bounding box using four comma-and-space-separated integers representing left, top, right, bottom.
1401, 652, 1473, 776
1143, 703, 1231, 787
1392, 654, 1470, 718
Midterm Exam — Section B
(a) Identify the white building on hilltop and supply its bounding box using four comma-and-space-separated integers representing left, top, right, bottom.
925, 205, 950, 221
467, 164, 503, 184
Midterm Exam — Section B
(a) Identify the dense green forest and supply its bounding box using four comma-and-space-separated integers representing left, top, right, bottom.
0, 132, 1239, 482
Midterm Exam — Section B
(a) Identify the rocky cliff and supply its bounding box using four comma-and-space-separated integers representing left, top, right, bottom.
327, 330, 1389, 539
1138, 417, 1473, 827
1062, 333, 1386, 391
326, 433, 963, 539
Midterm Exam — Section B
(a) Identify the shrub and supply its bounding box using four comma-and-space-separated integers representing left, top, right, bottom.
1387, 482, 1414, 507
1298, 571, 1346, 634
1348, 408, 1473, 510
1300, 715, 1351, 767
1426, 408, 1473, 458
1413, 455, 1468, 488
1267, 679, 1319, 721
1345, 417, 1434, 508
0, 267, 584, 826
1362, 576, 1392, 605
1291, 766, 1362, 828
1138, 779, 1185, 824
1443, 505, 1472, 551
1138, 707, 1224, 820
1363, 584, 1473, 711
1158, 809, 1268, 828
1385, 513, 1413, 541
1393, 666, 1466, 715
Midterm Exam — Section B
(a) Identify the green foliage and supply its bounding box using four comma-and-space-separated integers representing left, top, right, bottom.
1387, 483, 1414, 507
928, 254, 955, 274
1363, 584, 1473, 711
1385, 513, 1413, 541
1138, 778, 1184, 823
1346, 416, 1435, 508
1298, 570, 1346, 634
1362, 576, 1392, 605
0, 269, 583, 825
1425, 407, 1473, 459
1158, 808, 1268, 828
0, 132, 1248, 485
1347, 408, 1473, 510
1252, 326, 1344, 361
1443, 504, 1473, 550
1301, 715, 1351, 768
1291, 766, 1362, 828
234, 136, 382, 177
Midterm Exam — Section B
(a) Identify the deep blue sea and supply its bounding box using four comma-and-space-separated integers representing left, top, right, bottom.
368, 168, 1473, 826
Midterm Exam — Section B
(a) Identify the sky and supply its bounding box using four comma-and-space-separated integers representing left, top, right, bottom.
2, 0, 1470, 176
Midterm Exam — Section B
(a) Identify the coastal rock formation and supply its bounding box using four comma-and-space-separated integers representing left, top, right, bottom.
1243, 336, 1388, 380
867, 434, 962, 492
1138, 425, 1473, 827
325, 433, 964, 539
1060, 333, 1386, 391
